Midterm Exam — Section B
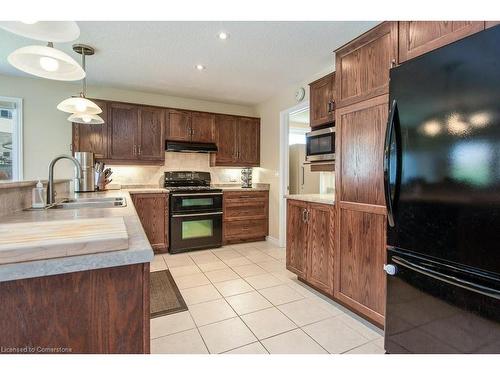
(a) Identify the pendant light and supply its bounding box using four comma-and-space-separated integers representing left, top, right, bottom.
8, 42, 85, 81
58, 44, 104, 124
0, 21, 80, 42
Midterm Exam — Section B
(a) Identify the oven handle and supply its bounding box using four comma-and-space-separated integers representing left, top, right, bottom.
170, 193, 223, 196
171, 211, 223, 218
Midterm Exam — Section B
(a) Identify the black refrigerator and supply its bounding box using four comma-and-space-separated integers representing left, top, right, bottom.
384, 26, 500, 354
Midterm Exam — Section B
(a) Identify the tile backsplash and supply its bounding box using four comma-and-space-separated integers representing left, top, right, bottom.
110, 152, 252, 186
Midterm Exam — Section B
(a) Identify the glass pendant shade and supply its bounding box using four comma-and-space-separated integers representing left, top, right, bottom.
0, 21, 80, 43
68, 112, 104, 125
8, 45, 85, 81
57, 97, 102, 114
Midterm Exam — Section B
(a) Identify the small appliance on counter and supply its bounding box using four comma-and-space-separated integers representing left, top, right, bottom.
164, 171, 223, 254
74, 152, 95, 192
241, 168, 253, 188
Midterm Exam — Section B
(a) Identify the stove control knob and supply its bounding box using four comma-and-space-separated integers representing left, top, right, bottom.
383, 264, 397, 275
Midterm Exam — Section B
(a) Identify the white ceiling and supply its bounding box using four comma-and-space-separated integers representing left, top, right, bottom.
0, 21, 378, 106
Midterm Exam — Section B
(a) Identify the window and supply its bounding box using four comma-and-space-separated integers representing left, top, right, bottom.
0, 97, 23, 181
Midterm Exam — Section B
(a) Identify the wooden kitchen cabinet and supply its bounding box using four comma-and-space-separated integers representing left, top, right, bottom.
210, 115, 260, 167
309, 72, 335, 128
335, 22, 398, 109
131, 193, 168, 254
398, 21, 484, 63
107, 102, 138, 161
138, 107, 165, 161
286, 199, 309, 278
286, 199, 335, 295
72, 99, 108, 159
223, 191, 269, 244
191, 112, 215, 143
0, 263, 150, 353
166, 110, 191, 142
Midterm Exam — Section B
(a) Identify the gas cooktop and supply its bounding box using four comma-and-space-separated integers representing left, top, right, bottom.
163, 171, 222, 194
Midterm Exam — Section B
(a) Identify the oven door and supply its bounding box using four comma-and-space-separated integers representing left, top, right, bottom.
169, 211, 223, 253
305, 127, 335, 162
170, 192, 223, 214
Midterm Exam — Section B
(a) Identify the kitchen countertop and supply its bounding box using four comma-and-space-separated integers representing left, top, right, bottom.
108, 183, 270, 193
214, 183, 270, 191
0, 190, 154, 282
285, 193, 335, 205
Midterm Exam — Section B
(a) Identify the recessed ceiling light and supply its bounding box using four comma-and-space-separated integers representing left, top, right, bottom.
218, 31, 229, 40
195, 64, 205, 71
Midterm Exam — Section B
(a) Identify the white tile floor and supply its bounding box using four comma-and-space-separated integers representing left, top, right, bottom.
150, 241, 385, 354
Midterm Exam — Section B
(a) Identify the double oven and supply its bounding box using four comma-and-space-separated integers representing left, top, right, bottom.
165, 172, 223, 254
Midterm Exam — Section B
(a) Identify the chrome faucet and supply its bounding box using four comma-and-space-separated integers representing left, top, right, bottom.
47, 155, 83, 205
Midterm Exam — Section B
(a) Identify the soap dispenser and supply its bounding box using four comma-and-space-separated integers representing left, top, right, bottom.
32, 180, 46, 208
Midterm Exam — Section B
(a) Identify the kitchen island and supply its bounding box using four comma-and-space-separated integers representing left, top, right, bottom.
0, 190, 154, 354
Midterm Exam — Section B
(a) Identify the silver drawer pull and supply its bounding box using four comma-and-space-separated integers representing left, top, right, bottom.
171, 211, 223, 218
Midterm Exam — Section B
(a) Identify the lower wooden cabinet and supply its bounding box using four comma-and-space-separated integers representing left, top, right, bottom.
223, 191, 269, 244
286, 199, 335, 295
334, 202, 386, 325
130, 193, 168, 254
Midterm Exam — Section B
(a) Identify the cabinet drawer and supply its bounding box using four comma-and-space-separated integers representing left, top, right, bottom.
224, 219, 267, 240
223, 191, 268, 202
224, 201, 267, 220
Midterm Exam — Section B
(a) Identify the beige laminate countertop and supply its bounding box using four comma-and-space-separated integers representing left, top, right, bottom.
111, 183, 270, 193
286, 194, 335, 206
0, 190, 154, 282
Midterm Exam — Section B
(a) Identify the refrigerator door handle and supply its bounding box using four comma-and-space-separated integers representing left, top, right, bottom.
392, 256, 500, 300
384, 99, 398, 227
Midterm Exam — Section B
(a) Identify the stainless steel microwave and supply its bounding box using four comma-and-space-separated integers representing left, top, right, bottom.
305, 127, 335, 162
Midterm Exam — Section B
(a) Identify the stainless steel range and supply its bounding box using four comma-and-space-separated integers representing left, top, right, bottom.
164, 171, 223, 254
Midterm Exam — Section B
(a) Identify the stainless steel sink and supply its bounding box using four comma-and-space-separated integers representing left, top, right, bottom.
50, 196, 127, 209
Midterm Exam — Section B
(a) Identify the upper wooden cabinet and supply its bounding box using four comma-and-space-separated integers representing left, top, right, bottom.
166, 110, 215, 143
398, 21, 485, 63
210, 115, 260, 167
72, 99, 108, 159
108, 102, 139, 161
286, 199, 335, 295
337, 95, 388, 206
335, 22, 398, 108
166, 110, 191, 142
107, 103, 165, 163
191, 112, 215, 143
309, 72, 335, 128
137, 107, 165, 161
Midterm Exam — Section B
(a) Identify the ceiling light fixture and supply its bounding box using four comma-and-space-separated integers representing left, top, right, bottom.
8, 43, 85, 81
195, 64, 206, 71
57, 44, 103, 124
0, 21, 80, 42
218, 31, 229, 40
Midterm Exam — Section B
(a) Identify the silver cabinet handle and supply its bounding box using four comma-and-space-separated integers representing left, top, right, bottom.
171, 211, 223, 218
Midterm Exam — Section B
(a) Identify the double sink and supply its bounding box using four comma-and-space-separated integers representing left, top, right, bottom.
50, 196, 127, 209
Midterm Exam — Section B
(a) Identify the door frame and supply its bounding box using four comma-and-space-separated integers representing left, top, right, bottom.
278, 100, 309, 247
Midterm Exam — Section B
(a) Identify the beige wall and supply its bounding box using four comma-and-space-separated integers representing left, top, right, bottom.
0, 74, 257, 181
255, 68, 334, 241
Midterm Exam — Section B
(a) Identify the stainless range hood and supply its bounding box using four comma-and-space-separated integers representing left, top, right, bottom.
165, 141, 218, 153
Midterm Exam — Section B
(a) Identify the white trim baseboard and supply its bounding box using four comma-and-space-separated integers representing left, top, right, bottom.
265, 236, 281, 247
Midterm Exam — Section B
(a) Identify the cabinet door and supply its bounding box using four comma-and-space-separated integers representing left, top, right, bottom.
72, 99, 108, 159
131, 193, 168, 253
335, 22, 397, 108
191, 112, 215, 143
306, 203, 335, 295
108, 103, 138, 160
335, 204, 386, 325
237, 118, 260, 166
166, 110, 191, 142
138, 107, 165, 161
286, 200, 308, 278
211, 115, 239, 166
398, 21, 484, 63
309, 73, 334, 128
337, 95, 388, 206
